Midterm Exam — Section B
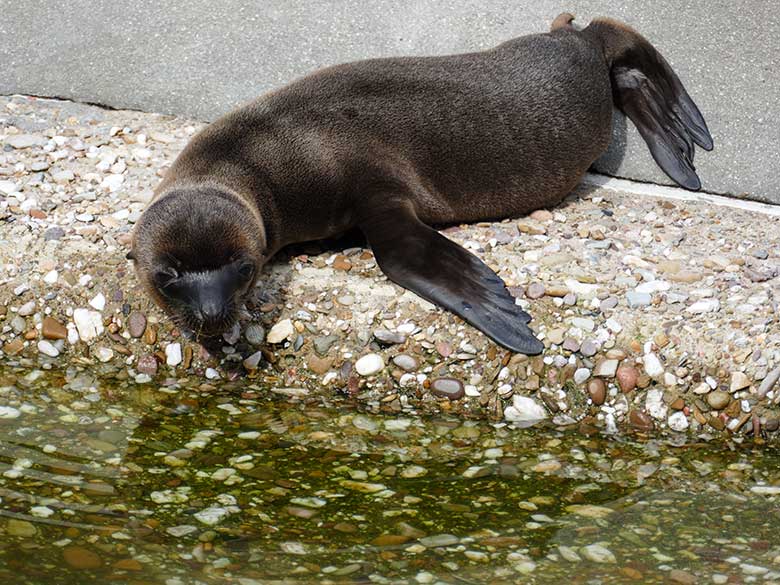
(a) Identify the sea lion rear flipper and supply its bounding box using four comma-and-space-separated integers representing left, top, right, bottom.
358, 199, 543, 355
586, 19, 714, 190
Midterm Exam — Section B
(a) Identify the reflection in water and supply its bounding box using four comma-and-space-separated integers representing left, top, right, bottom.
1, 364, 780, 584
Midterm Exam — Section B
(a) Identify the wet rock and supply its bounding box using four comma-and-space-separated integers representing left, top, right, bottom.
137, 354, 158, 375
243, 350, 263, 371
430, 377, 465, 400
63, 546, 102, 570
707, 390, 730, 410
587, 379, 606, 405
419, 534, 459, 547
629, 409, 654, 431
669, 569, 697, 585
37, 340, 60, 357
42, 316, 67, 340
355, 353, 384, 376
668, 411, 690, 432
313, 334, 339, 356
165, 343, 182, 366
580, 544, 616, 563
504, 395, 547, 427
7, 519, 37, 537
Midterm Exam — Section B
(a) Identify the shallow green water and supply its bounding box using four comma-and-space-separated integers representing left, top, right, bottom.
1, 365, 780, 584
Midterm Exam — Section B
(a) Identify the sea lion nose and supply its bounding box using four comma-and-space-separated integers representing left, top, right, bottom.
199, 299, 222, 322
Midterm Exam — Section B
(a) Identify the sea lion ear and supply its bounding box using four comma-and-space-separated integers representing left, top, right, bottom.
126, 251, 136, 261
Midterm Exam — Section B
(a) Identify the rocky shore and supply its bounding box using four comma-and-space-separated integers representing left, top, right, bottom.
1, 94, 779, 439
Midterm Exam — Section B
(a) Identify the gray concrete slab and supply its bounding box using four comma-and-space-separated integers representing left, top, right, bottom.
2, 0, 778, 202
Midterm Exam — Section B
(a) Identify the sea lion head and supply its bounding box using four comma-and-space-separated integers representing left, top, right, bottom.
128, 185, 266, 339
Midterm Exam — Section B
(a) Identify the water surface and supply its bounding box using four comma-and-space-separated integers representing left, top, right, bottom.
1, 365, 779, 584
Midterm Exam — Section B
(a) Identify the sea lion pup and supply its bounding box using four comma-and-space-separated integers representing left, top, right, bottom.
129, 14, 713, 355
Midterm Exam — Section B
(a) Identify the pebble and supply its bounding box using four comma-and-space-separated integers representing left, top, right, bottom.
244, 323, 265, 346
642, 353, 664, 379
430, 377, 465, 400
243, 350, 264, 371
194, 507, 232, 526
127, 312, 147, 338
37, 340, 60, 357
593, 359, 618, 378
687, 299, 720, 314
580, 544, 616, 563
629, 409, 654, 431
707, 391, 731, 410
730, 371, 751, 392
418, 534, 459, 547
645, 388, 667, 420
0, 406, 21, 419
374, 329, 406, 344
267, 319, 294, 343
616, 365, 638, 392
355, 353, 384, 376
63, 546, 103, 570
580, 339, 599, 357
587, 379, 606, 405
136, 354, 158, 375
165, 343, 182, 366
392, 354, 418, 371
18, 300, 36, 316
525, 283, 545, 299
73, 308, 104, 342
668, 411, 690, 431
758, 367, 780, 398
6, 134, 44, 149
626, 291, 652, 307
504, 395, 548, 427
574, 368, 591, 384
7, 519, 37, 537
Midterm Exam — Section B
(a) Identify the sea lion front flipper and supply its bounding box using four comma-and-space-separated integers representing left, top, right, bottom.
587, 19, 714, 191
358, 199, 543, 355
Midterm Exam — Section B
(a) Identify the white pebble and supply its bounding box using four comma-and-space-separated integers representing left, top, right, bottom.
89, 293, 106, 311
37, 340, 60, 357
72, 308, 104, 342
266, 319, 294, 343
643, 353, 664, 379
165, 343, 183, 366
0, 406, 22, 419
355, 353, 384, 376
667, 411, 689, 432
687, 299, 720, 314
43, 270, 58, 284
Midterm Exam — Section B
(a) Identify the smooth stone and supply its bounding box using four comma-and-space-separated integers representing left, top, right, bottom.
7, 134, 45, 149
580, 544, 616, 563
600, 296, 619, 310
574, 368, 591, 384
7, 519, 37, 537
42, 316, 68, 340
419, 534, 459, 548
165, 343, 182, 366
562, 338, 580, 352
629, 409, 654, 431
44, 227, 65, 241
758, 367, 780, 398
63, 546, 103, 570
18, 301, 36, 316
707, 390, 731, 410
571, 317, 595, 332
587, 378, 606, 405
89, 293, 106, 311
267, 319, 294, 343
313, 335, 339, 356
37, 340, 60, 357
392, 354, 418, 372
0, 406, 22, 419
525, 283, 545, 299
243, 350, 264, 371
580, 339, 599, 357
355, 353, 384, 376
127, 312, 147, 338
616, 365, 638, 393
244, 323, 265, 346
430, 377, 465, 400
645, 388, 667, 420
374, 329, 406, 344
547, 328, 565, 345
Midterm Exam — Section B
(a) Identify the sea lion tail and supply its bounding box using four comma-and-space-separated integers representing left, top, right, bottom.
584, 18, 713, 190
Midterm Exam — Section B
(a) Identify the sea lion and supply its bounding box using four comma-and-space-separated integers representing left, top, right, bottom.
129, 14, 712, 355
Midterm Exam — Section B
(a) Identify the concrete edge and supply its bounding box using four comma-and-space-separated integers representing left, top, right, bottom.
583, 173, 780, 218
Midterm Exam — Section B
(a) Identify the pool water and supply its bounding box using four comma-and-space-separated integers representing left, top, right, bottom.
1, 365, 780, 584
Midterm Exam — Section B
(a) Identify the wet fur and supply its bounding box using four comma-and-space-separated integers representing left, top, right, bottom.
130, 15, 712, 352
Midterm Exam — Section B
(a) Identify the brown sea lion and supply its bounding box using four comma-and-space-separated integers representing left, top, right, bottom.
128, 14, 713, 355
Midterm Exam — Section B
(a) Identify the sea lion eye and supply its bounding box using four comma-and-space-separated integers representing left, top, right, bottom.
238, 261, 255, 280
154, 266, 180, 288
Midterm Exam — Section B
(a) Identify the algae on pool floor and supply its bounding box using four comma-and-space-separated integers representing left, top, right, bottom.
1, 365, 780, 584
